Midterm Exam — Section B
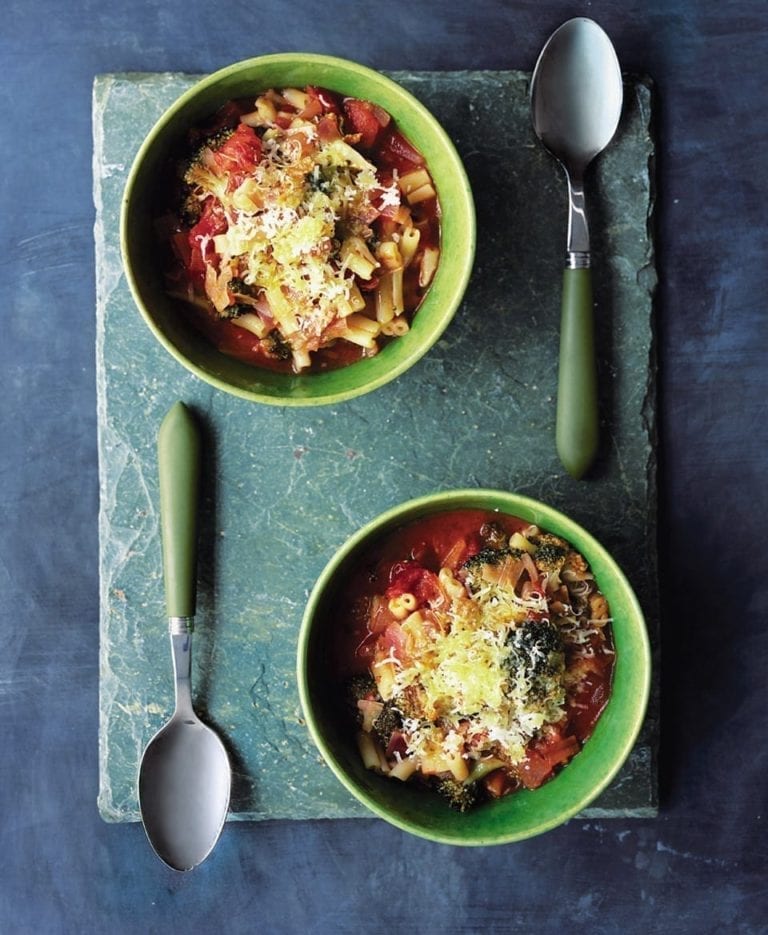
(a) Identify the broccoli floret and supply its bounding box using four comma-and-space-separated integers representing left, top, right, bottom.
533, 542, 568, 573
393, 684, 424, 720
308, 164, 333, 194
180, 127, 237, 196
180, 193, 202, 226
347, 672, 378, 706
461, 546, 517, 572
529, 532, 568, 572
262, 329, 293, 361
346, 677, 402, 746
186, 127, 235, 169
216, 281, 259, 319
506, 618, 564, 688
372, 702, 401, 748
460, 546, 525, 594
434, 777, 481, 812
227, 277, 255, 297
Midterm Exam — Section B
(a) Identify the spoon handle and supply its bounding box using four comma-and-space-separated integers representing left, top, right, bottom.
556, 268, 598, 478
158, 402, 201, 619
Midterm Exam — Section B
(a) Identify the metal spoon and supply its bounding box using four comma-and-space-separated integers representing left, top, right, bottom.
530, 17, 623, 478
138, 401, 231, 871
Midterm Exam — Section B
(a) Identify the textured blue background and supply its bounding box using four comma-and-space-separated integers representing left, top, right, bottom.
1, 0, 766, 931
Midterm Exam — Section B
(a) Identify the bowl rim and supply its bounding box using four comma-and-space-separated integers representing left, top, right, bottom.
297, 488, 652, 845
120, 52, 476, 406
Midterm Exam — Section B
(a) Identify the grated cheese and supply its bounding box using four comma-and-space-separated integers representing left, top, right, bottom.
185, 117, 395, 362
386, 581, 570, 769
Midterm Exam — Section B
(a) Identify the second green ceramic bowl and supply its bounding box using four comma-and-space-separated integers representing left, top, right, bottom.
121, 54, 476, 405
297, 489, 651, 845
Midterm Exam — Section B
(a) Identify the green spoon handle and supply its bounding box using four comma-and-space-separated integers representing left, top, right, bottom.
556, 267, 598, 479
158, 402, 201, 619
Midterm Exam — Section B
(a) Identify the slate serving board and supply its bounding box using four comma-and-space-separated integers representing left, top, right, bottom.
94, 70, 658, 823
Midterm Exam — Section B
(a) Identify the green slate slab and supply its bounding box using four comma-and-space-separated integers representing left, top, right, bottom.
94, 70, 658, 823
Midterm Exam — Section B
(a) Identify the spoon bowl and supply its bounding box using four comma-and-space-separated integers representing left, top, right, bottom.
139, 709, 231, 871
530, 18, 623, 478
138, 402, 231, 871
531, 19, 623, 173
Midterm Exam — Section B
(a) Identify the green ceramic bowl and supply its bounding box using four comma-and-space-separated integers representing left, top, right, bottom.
297, 489, 651, 845
121, 54, 475, 405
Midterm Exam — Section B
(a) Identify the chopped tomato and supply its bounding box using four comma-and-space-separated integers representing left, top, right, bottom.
386, 731, 408, 759
374, 126, 425, 173
343, 98, 390, 149
187, 198, 227, 280
274, 112, 294, 130
307, 85, 343, 115
316, 113, 343, 142
517, 752, 553, 790
298, 95, 324, 121
385, 561, 441, 605
211, 123, 262, 188
189, 197, 227, 239
379, 621, 408, 660
208, 318, 292, 372
518, 732, 581, 790
371, 177, 407, 222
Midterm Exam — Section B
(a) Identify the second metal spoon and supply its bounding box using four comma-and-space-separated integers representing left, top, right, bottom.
138, 401, 231, 871
530, 17, 623, 478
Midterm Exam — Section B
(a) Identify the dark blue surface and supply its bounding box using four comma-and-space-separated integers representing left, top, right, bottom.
1, 0, 766, 931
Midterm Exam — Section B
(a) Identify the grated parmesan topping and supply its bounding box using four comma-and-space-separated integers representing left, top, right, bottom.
388, 583, 568, 767
184, 124, 396, 358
